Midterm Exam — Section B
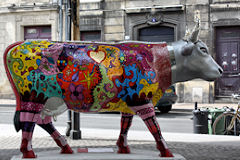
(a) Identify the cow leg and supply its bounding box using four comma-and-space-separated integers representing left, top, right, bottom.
131, 104, 174, 157
116, 113, 133, 154
20, 122, 37, 158
37, 116, 73, 154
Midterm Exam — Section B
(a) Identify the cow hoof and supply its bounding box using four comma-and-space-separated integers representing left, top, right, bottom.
159, 149, 174, 157
21, 139, 37, 158
116, 136, 131, 154
22, 150, 37, 158
61, 144, 74, 154
117, 146, 130, 154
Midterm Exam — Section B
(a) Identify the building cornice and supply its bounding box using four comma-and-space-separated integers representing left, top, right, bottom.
0, 4, 58, 14
210, 3, 240, 11
80, 10, 103, 16
125, 5, 184, 14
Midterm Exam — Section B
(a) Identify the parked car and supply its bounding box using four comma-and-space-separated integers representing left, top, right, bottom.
154, 85, 178, 113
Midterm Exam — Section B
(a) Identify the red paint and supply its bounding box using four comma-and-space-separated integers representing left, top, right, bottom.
77, 148, 88, 153
3, 41, 24, 111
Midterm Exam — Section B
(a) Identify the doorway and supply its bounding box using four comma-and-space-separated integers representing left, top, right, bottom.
215, 26, 240, 96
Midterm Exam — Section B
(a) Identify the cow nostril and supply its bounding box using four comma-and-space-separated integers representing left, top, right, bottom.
218, 68, 223, 74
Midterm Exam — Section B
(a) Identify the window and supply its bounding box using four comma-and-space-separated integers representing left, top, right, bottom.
80, 31, 101, 41
138, 26, 174, 42
24, 26, 51, 40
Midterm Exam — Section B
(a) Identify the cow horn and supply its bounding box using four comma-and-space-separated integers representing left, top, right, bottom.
183, 26, 191, 41
189, 18, 200, 43
183, 11, 201, 42
182, 20, 200, 42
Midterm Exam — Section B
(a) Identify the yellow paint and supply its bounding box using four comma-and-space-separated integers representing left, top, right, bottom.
80, 71, 98, 89
100, 46, 123, 81
101, 99, 135, 114
165, 88, 173, 93
89, 50, 106, 63
139, 79, 159, 96
152, 89, 163, 106
10, 40, 53, 94
139, 79, 163, 106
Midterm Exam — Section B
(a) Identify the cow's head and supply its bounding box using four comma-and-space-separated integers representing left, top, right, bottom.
171, 20, 223, 83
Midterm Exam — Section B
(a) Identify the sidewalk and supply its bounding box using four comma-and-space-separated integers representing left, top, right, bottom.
1, 124, 240, 160
0, 98, 238, 108
173, 103, 237, 110
0, 99, 240, 160
11, 149, 185, 160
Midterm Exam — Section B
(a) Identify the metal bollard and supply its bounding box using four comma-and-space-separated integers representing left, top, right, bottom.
193, 102, 209, 134
66, 110, 72, 137
70, 111, 82, 139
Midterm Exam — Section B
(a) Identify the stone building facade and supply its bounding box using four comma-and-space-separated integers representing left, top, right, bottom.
0, 0, 59, 98
0, 0, 239, 103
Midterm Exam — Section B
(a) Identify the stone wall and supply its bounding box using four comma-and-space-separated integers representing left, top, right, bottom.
103, 0, 124, 41
0, 13, 15, 98
0, 9, 58, 98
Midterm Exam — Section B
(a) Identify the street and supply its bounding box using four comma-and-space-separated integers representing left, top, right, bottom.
0, 106, 193, 134
1, 104, 240, 160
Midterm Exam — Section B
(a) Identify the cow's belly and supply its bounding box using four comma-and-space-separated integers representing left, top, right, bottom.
42, 97, 67, 117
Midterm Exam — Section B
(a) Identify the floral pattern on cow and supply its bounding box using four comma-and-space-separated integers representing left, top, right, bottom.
6, 40, 171, 114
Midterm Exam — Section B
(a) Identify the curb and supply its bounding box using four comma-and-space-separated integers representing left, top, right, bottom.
11, 149, 186, 160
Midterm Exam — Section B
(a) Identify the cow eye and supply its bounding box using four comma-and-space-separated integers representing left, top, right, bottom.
200, 47, 208, 54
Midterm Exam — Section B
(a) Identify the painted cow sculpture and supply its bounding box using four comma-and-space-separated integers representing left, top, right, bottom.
4, 22, 222, 158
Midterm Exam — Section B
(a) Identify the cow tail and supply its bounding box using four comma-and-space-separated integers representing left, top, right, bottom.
3, 41, 24, 132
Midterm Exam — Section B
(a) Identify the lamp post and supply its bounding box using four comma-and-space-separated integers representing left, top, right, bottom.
65, 0, 72, 138
65, 0, 81, 140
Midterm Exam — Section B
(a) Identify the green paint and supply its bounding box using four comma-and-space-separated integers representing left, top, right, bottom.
90, 65, 116, 111
7, 46, 25, 91
29, 71, 62, 99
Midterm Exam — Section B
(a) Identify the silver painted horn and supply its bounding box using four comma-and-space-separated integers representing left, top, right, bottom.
183, 10, 201, 42
189, 18, 200, 43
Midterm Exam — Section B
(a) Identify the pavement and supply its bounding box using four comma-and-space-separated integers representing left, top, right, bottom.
1, 99, 240, 160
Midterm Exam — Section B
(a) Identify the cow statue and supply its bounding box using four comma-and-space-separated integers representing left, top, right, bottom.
4, 20, 222, 158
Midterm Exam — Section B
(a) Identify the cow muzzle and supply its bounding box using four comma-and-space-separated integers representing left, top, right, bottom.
205, 66, 223, 81
218, 67, 223, 75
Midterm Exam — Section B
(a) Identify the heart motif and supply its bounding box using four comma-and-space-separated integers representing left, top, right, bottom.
89, 50, 106, 63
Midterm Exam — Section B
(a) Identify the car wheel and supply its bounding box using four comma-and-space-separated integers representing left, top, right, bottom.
157, 105, 172, 113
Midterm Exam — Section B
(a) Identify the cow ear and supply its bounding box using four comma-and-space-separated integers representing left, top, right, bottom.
181, 43, 194, 56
